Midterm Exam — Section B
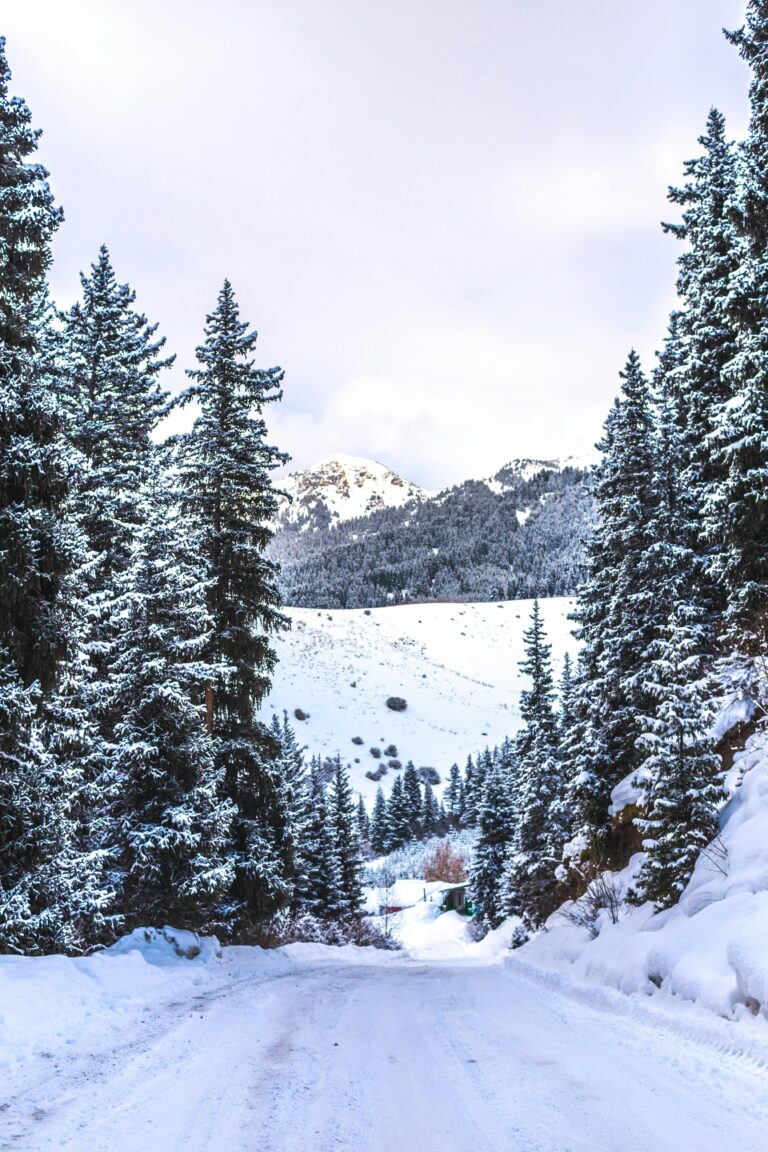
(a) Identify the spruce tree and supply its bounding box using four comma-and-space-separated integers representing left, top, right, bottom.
384, 776, 412, 852
421, 783, 439, 838
329, 758, 363, 916
0, 39, 82, 952
468, 757, 516, 931
109, 471, 235, 931
61, 246, 173, 593
402, 761, 423, 838
704, 6, 768, 656
295, 769, 342, 917
176, 281, 291, 932
503, 602, 566, 927
369, 787, 388, 855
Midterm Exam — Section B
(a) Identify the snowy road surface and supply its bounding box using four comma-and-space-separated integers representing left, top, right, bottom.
3, 952, 768, 1152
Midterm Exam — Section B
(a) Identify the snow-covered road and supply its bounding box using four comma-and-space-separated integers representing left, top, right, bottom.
3, 951, 768, 1152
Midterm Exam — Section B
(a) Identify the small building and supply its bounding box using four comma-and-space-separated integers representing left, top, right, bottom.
439, 882, 471, 915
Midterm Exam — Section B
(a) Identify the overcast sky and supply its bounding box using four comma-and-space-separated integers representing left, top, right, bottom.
5, 1, 751, 487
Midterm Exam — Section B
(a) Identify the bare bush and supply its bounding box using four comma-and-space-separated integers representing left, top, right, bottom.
701, 834, 729, 878
560, 872, 622, 939
423, 840, 467, 883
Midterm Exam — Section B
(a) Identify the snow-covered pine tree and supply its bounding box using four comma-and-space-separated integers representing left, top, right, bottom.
294, 768, 342, 918
468, 756, 516, 931
421, 783, 439, 838
663, 108, 739, 620
445, 763, 465, 827
109, 469, 235, 931
175, 281, 292, 934
369, 787, 388, 855
559, 652, 575, 737
402, 761, 423, 838
502, 601, 566, 927
384, 775, 413, 852
628, 356, 724, 909
329, 758, 363, 916
355, 795, 370, 847
60, 246, 173, 596
703, 7, 768, 658
569, 352, 658, 841
0, 39, 84, 953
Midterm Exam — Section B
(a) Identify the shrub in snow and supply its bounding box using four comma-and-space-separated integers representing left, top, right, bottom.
352, 736, 364, 745
559, 872, 623, 939
388, 759, 402, 771
423, 840, 467, 883
386, 696, 407, 712
365, 765, 388, 782
370, 746, 382, 758
385, 744, 398, 757
294, 708, 309, 721
418, 766, 441, 785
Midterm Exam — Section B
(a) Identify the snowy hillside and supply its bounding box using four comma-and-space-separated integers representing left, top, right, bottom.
258, 597, 576, 800
483, 453, 598, 491
522, 730, 768, 1023
278, 454, 429, 529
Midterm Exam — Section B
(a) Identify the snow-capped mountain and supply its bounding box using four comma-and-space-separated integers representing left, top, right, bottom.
278, 454, 429, 530
484, 453, 598, 493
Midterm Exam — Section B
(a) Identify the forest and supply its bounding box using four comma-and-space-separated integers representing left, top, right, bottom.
3, 0, 768, 959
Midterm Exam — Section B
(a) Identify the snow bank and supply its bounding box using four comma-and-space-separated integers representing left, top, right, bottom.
523, 733, 768, 1026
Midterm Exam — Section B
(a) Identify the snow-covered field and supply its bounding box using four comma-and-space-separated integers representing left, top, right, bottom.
258, 598, 576, 798
3, 929, 768, 1151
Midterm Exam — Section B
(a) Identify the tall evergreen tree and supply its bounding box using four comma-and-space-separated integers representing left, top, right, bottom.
176, 281, 291, 932
329, 758, 363, 916
502, 602, 566, 927
704, 6, 768, 656
468, 757, 516, 931
369, 786, 388, 856
0, 39, 82, 952
109, 472, 235, 931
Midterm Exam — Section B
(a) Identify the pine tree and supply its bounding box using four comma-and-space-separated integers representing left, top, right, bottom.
369, 787, 388, 855
0, 40, 82, 952
559, 652, 575, 736
445, 763, 465, 827
108, 471, 235, 931
421, 783, 439, 838
402, 761, 423, 838
175, 281, 291, 932
468, 756, 516, 931
629, 599, 723, 909
295, 769, 342, 917
329, 758, 363, 916
502, 602, 566, 927
703, 7, 768, 656
384, 776, 412, 852
355, 795, 370, 847
60, 246, 172, 593
570, 352, 659, 840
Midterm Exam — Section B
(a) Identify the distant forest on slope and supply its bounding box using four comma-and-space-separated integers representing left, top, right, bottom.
270, 466, 592, 608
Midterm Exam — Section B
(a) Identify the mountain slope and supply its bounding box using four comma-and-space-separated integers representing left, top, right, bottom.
271, 456, 593, 609
258, 597, 577, 800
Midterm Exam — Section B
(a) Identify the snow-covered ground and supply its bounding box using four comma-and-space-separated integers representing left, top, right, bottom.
258, 598, 576, 799
521, 730, 768, 1024
3, 930, 768, 1151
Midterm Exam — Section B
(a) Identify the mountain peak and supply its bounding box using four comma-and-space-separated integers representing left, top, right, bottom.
280, 454, 429, 528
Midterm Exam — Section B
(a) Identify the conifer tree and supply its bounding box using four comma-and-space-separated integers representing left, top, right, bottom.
570, 352, 658, 840
384, 776, 412, 852
704, 6, 768, 656
502, 602, 565, 926
402, 761, 423, 838
176, 281, 291, 932
329, 759, 363, 916
421, 783, 439, 838
61, 246, 172, 593
445, 763, 465, 827
468, 758, 516, 931
295, 769, 342, 917
355, 795, 370, 847
369, 787, 388, 856
109, 472, 235, 930
0, 40, 82, 951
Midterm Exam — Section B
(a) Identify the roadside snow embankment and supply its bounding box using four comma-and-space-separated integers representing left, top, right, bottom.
523, 733, 768, 1025
0, 926, 288, 1074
